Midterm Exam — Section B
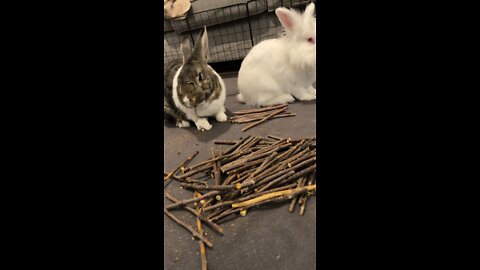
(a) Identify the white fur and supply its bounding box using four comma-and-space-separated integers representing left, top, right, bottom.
172, 66, 227, 131
237, 3, 316, 107
176, 120, 190, 128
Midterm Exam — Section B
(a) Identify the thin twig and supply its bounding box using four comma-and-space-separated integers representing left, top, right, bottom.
232, 104, 288, 115
231, 185, 316, 208
165, 191, 222, 210
164, 150, 199, 181
165, 193, 224, 235
163, 208, 213, 248
196, 217, 208, 270
241, 108, 287, 132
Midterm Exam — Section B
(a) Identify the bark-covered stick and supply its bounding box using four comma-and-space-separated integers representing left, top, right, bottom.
181, 176, 257, 191
211, 147, 221, 186
163, 208, 213, 248
222, 136, 251, 155
196, 217, 208, 270
213, 140, 239, 145
177, 163, 214, 179
274, 163, 317, 188
165, 193, 224, 234
183, 150, 241, 174
255, 170, 296, 192
267, 135, 283, 140
300, 173, 316, 216
241, 108, 287, 132
165, 191, 221, 210
203, 183, 298, 212
289, 177, 306, 213
229, 113, 296, 123
232, 103, 288, 115
164, 150, 199, 181
231, 185, 317, 208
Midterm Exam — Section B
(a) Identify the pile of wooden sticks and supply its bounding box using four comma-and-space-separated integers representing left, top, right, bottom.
228, 104, 296, 131
164, 135, 316, 269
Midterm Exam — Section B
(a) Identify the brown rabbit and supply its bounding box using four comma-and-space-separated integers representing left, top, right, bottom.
164, 27, 227, 131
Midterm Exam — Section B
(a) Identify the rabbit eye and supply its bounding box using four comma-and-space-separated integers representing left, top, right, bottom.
307, 37, 315, 44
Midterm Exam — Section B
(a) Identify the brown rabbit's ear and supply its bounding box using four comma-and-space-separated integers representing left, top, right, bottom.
181, 37, 193, 64
191, 27, 209, 62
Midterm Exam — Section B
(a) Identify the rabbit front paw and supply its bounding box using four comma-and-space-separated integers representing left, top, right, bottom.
195, 118, 212, 131
215, 112, 228, 122
176, 120, 190, 128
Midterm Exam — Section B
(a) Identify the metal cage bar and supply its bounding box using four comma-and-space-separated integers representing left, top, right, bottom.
164, 0, 313, 64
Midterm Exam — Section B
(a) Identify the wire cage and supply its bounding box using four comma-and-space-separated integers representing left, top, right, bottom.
164, 0, 314, 64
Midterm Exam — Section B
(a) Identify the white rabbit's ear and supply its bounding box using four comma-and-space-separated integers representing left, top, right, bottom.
275, 8, 297, 32
192, 27, 209, 62
304, 2, 316, 18
181, 37, 193, 64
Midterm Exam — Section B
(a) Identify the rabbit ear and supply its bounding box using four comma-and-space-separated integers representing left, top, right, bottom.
181, 37, 193, 64
304, 2, 315, 18
191, 27, 209, 62
275, 8, 297, 32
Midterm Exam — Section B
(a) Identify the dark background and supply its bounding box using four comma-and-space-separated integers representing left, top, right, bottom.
2, 1, 474, 268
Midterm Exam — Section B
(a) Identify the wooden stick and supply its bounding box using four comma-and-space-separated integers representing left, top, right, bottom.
181, 176, 256, 191
233, 136, 257, 153
211, 147, 221, 186
196, 217, 208, 270
177, 163, 214, 179
220, 149, 254, 164
220, 146, 280, 172
213, 186, 311, 222
300, 173, 315, 216
209, 208, 243, 222
164, 150, 199, 181
230, 113, 296, 123
184, 178, 208, 185
249, 151, 279, 178
232, 104, 288, 115
231, 185, 316, 208
182, 150, 241, 174
163, 208, 213, 248
165, 191, 221, 210
223, 135, 251, 155
165, 193, 224, 235
287, 152, 317, 168
267, 135, 283, 140
229, 110, 293, 120
241, 108, 287, 132
289, 177, 306, 213
203, 183, 298, 212
275, 163, 317, 188
213, 140, 238, 145
256, 170, 296, 192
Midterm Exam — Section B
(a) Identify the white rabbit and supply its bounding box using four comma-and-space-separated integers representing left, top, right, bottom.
237, 3, 316, 107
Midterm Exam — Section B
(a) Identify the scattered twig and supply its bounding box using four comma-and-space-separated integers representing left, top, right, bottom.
164, 208, 213, 248
165, 193, 224, 235
164, 150, 199, 181
241, 108, 287, 132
